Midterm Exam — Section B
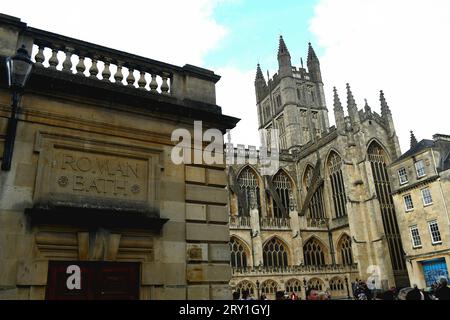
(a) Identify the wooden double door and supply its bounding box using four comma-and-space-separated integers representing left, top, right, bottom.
45, 261, 140, 300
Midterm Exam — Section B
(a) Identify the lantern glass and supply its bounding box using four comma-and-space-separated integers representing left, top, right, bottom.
6, 45, 33, 89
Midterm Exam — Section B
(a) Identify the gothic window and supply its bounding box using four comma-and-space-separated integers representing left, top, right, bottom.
263, 238, 289, 268
304, 165, 314, 188
272, 171, 292, 218
327, 152, 347, 218
286, 279, 302, 294
329, 278, 345, 291
277, 115, 285, 135
338, 234, 353, 265
238, 167, 261, 216
276, 95, 282, 108
303, 165, 326, 221
236, 281, 255, 296
368, 141, 407, 275
303, 238, 326, 266
261, 280, 278, 295
307, 278, 323, 291
265, 127, 272, 150
229, 237, 248, 268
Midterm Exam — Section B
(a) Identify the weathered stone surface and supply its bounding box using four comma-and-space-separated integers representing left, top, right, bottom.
186, 264, 231, 283
187, 243, 208, 262
186, 203, 207, 221
185, 166, 206, 184
141, 262, 164, 285
187, 285, 210, 300
162, 221, 186, 242
208, 205, 228, 223
211, 284, 232, 300
209, 244, 231, 262
206, 169, 227, 187
186, 223, 229, 242
185, 184, 227, 204
16, 260, 48, 286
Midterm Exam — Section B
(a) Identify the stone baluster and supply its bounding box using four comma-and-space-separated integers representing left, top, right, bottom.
149, 73, 158, 92
62, 49, 73, 73
114, 63, 124, 84
102, 60, 111, 81
161, 72, 170, 94
34, 45, 45, 67
89, 58, 99, 79
126, 68, 135, 87
138, 71, 146, 89
48, 48, 59, 70
76, 56, 86, 76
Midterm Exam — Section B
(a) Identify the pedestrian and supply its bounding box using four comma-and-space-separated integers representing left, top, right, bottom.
290, 291, 299, 300
306, 288, 319, 300
232, 291, 240, 300
434, 276, 450, 300
318, 291, 329, 300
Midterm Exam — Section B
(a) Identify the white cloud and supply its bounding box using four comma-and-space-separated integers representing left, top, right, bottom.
310, 0, 450, 152
215, 67, 261, 147
1, 0, 228, 66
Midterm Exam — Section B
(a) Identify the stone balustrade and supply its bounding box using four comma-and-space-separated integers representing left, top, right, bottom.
232, 264, 358, 276
14, 25, 221, 105
229, 216, 251, 229
260, 217, 291, 230
307, 217, 328, 229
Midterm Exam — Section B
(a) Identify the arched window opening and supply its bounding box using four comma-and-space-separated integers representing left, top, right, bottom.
236, 281, 255, 296
229, 237, 248, 268
329, 278, 345, 292
238, 167, 261, 216
327, 152, 347, 218
338, 235, 353, 266
307, 278, 324, 291
368, 142, 407, 276
303, 238, 326, 266
272, 171, 292, 218
263, 238, 289, 268
286, 279, 302, 294
303, 165, 326, 225
261, 280, 278, 295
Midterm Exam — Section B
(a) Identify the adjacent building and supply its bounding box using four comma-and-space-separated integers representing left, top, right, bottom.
0, 14, 239, 300
389, 133, 450, 289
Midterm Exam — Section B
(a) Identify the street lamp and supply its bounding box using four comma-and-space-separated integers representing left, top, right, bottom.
2, 45, 33, 171
256, 279, 260, 300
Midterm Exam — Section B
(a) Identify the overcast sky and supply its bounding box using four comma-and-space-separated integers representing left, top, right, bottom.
2, 0, 449, 153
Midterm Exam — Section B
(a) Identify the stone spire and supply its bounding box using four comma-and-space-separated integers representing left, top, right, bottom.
380, 90, 391, 118
333, 87, 345, 130
278, 35, 290, 57
307, 42, 322, 83
346, 83, 360, 124
333, 87, 343, 111
277, 35, 293, 78
364, 98, 372, 113
410, 131, 418, 148
307, 42, 319, 62
254, 64, 267, 103
255, 63, 266, 84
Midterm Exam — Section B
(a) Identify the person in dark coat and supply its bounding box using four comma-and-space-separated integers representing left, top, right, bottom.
434, 277, 450, 300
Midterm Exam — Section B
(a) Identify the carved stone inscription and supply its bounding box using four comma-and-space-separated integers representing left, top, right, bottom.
51, 149, 148, 200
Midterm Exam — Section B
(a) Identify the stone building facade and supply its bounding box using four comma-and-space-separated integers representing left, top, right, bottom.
0, 14, 239, 300
389, 133, 450, 289
228, 36, 410, 299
